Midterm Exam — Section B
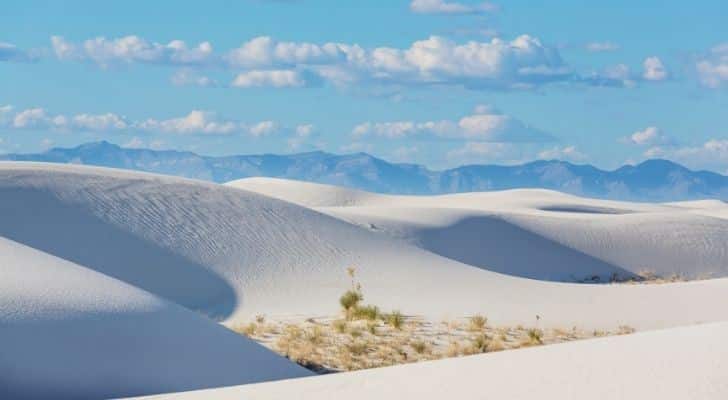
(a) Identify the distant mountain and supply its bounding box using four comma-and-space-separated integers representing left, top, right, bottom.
2, 141, 727, 201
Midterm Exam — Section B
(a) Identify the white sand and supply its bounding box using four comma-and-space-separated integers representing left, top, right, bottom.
136, 321, 728, 400
0, 236, 310, 399
3, 165, 728, 398
0, 163, 727, 331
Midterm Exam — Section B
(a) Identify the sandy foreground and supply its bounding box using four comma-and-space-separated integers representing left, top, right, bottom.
1, 163, 727, 398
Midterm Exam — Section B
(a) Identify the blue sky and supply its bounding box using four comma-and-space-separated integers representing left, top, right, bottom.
1, 0, 727, 172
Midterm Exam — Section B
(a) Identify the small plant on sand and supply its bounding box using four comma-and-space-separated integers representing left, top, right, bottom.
333, 319, 348, 333
349, 326, 363, 338
410, 340, 429, 355
468, 314, 487, 332
240, 322, 257, 337
346, 339, 369, 356
340, 290, 363, 317
617, 325, 636, 335
526, 328, 543, 345
353, 304, 380, 321
469, 334, 491, 353
255, 314, 266, 324
306, 325, 324, 345
384, 311, 405, 330
367, 321, 378, 335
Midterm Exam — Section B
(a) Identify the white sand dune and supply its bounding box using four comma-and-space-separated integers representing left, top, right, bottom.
0, 163, 726, 331
136, 321, 728, 400
0, 236, 310, 400
3, 165, 728, 399
230, 178, 728, 281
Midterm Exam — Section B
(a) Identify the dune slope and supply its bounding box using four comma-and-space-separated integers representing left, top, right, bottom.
137, 321, 728, 400
0, 237, 311, 400
2, 163, 728, 331
229, 178, 728, 281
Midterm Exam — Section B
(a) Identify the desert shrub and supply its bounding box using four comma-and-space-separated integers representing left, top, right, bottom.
352, 304, 380, 321
617, 325, 636, 335
333, 319, 347, 333
367, 321, 378, 335
346, 339, 369, 356
349, 326, 363, 338
410, 340, 428, 354
527, 328, 543, 345
340, 290, 363, 316
306, 325, 324, 345
255, 314, 266, 324
239, 322, 257, 337
487, 338, 505, 352
470, 334, 490, 353
384, 311, 405, 330
468, 314, 487, 331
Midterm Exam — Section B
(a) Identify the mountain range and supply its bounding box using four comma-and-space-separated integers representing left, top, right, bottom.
2, 141, 727, 201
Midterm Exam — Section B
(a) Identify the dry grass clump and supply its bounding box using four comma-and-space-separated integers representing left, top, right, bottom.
468, 314, 487, 332
384, 311, 405, 330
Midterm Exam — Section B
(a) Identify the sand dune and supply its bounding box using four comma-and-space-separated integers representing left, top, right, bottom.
0, 163, 725, 330
137, 321, 728, 400
230, 177, 728, 281
3, 165, 728, 398
0, 236, 310, 400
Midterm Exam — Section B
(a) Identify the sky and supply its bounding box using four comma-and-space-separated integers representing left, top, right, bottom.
1, 0, 727, 172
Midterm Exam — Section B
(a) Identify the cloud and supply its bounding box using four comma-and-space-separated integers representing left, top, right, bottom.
0, 105, 301, 137
352, 105, 554, 143
696, 43, 728, 89
409, 0, 497, 15
51, 35, 214, 67
585, 42, 619, 52
642, 56, 668, 81
171, 69, 217, 87
538, 145, 587, 162
138, 110, 240, 135
53, 34, 577, 91
0, 42, 35, 62
622, 126, 673, 146
287, 123, 317, 150
446, 142, 517, 164
231, 69, 307, 88
644, 139, 728, 173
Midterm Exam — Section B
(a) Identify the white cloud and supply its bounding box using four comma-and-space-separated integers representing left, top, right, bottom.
352, 105, 554, 142
0, 42, 34, 62
171, 70, 217, 87
642, 56, 668, 81
287, 123, 317, 150
538, 145, 587, 162
51, 35, 214, 67
0, 105, 301, 137
585, 42, 619, 52
54, 34, 576, 91
410, 0, 497, 15
248, 120, 279, 137
231, 69, 306, 88
622, 126, 673, 146
40, 138, 54, 149
446, 142, 516, 164
696, 43, 728, 89
138, 110, 239, 135
644, 139, 728, 173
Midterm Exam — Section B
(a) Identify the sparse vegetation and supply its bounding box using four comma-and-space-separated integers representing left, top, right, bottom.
227, 267, 639, 373
468, 314, 487, 332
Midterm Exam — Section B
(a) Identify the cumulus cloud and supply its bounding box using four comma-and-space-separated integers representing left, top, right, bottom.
231, 69, 307, 88
0, 105, 303, 138
409, 0, 497, 15
644, 139, 728, 173
585, 42, 619, 52
53, 34, 577, 91
51, 35, 214, 67
0, 42, 35, 62
352, 105, 554, 143
696, 43, 728, 89
538, 145, 587, 162
642, 56, 668, 81
622, 126, 673, 146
